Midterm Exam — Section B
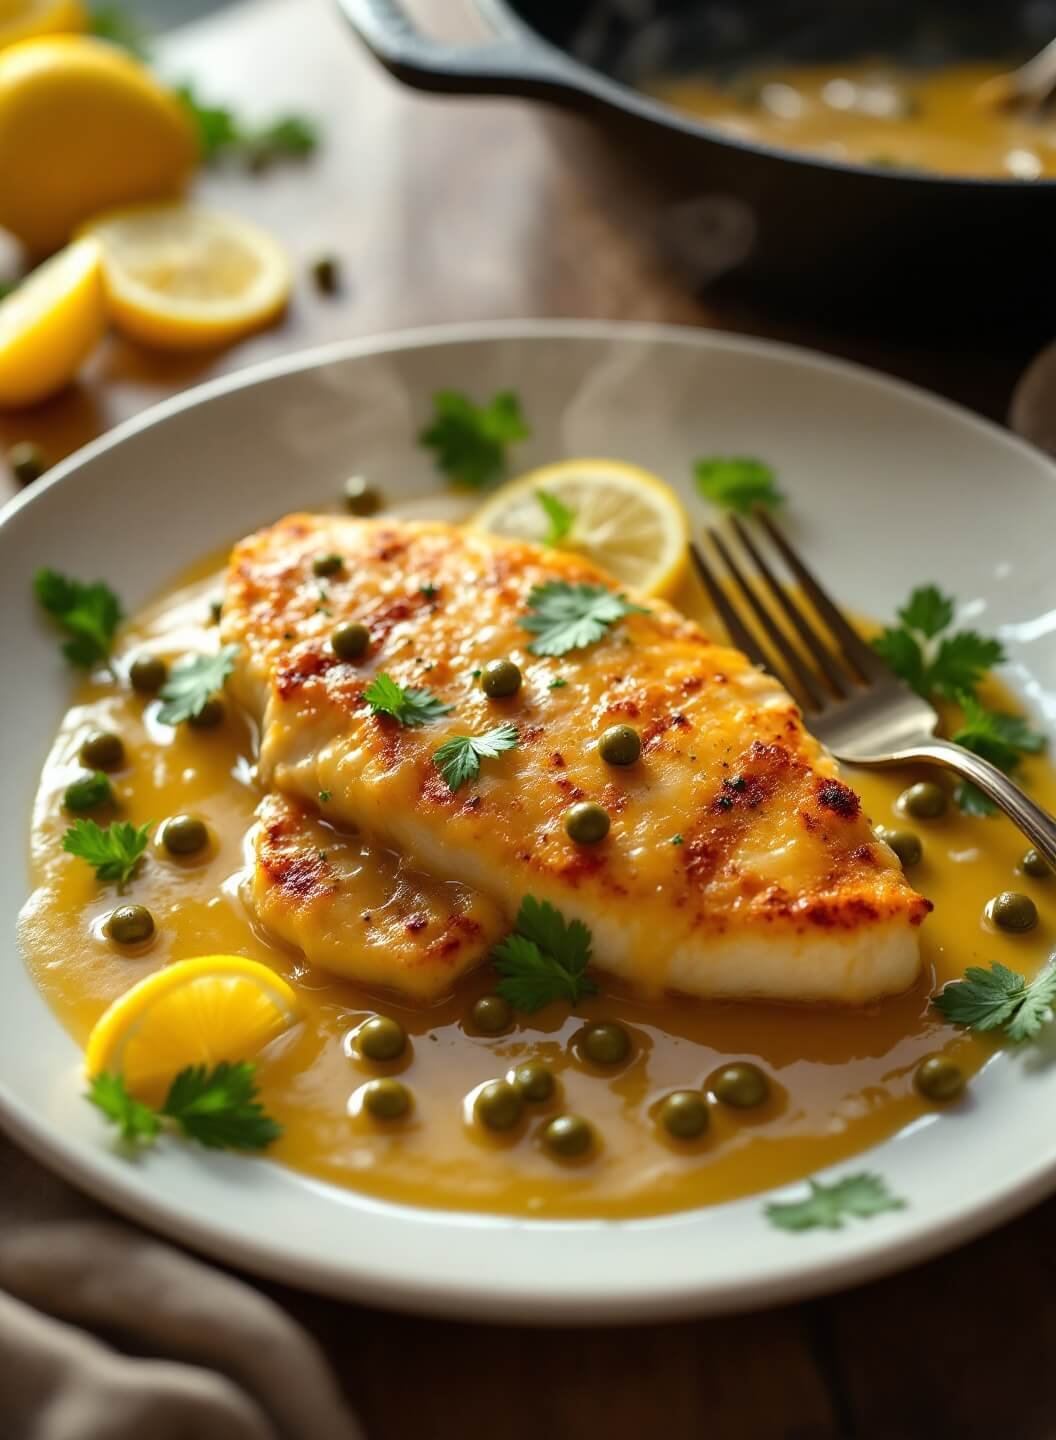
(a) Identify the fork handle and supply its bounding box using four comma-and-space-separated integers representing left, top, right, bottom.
887, 738, 1056, 871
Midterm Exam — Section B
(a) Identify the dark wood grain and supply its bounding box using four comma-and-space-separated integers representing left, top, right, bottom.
2, 1, 1048, 1434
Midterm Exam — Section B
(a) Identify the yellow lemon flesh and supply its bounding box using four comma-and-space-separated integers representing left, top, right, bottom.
85, 955, 302, 1103
0, 234, 104, 406
82, 204, 292, 350
0, 0, 85, 49
0, 36, 196, 254
472, 458, 691, 596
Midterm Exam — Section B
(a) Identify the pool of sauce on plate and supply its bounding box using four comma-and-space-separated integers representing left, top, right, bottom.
650, 61, 1056, 180
19, 549, 1056, 1220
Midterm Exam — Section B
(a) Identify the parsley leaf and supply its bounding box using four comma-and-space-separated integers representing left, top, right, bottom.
897, 584, 953, 638
157, 645, 239, 725
364, 672, 452, 727
62, 818, 152, 886
63, 771, 114, 813
520, 581, 645, 657
536, 488, 575, 546
175, 82, 318, 168
34, 568, 123, 668
932, 961, 1056, 1042
949, 694, 1046, 816
419, 390, 529, 488
494, 896, 597, 1011
86, 1072, 161, 1144
872, 585, 1004, 701
161, 1062, 282, 1150
694, 456, 783, 514
433, 723, 518, 791
765, 1173, 905, 1232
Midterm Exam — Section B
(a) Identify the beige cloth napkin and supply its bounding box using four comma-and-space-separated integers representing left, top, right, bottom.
0, 1214, 365, 1439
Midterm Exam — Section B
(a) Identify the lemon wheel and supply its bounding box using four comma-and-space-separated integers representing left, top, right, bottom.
472, 458, 690, 596
85, 955, 301, 1101
0, 234, 104, 407
81, 204, 292, 350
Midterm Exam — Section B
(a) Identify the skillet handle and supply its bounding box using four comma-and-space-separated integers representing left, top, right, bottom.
337, 0, 583, 99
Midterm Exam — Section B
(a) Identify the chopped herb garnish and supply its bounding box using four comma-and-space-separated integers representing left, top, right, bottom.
318, 789, 332, 802
88, 1063, 281, 1151
364, 672, 452, 727
548, 677, 568, 690
63, 818, 151, 886
536, 488, 575, 546
433, 722, 518, 791
765, 1173, 905, 1232
420, 583, 439, 599
419, 389, 529, 488
694, 456, 783, 514
494, 896, 597, 1012
34, 568, 123, 669
64, 771, 114, 813
157, 646, 239, 725
520, 580, 645, 657
175, 82, 318, 168
671, 833, 684, 845
471, 668, 482, 679
932, 960, 1056, 1042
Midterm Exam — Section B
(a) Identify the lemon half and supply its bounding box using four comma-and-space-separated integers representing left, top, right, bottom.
85, 955, 301, 1101
472, 458, 690, 596
0, 234, 104, 407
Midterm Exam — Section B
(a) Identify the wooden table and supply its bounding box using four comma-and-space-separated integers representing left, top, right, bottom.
2, 2, 1050, 1435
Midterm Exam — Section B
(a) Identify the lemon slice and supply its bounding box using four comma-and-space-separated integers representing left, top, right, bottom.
0, 234, 104, 407
472, 459, 690, 596
0, 0, 85, 50
81, 204, 291, 350
85, 955, 301, 1101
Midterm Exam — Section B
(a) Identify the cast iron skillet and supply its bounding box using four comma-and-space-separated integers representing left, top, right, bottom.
338, 0, 1056, 335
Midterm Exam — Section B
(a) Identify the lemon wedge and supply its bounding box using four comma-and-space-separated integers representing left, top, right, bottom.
0, 0, 85, 50
85, 955, 301, 1102
0, 37, 196, 254
472, 458, 690, 596
0, 234, 104, 407
81, 204, 292, 350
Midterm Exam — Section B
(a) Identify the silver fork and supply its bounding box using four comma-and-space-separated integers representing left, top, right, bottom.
691, 509, 1056, 870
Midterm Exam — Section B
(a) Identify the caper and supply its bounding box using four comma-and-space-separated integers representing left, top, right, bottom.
511, 1062, 555, 1103
128, 653, 167, 694
658, 1090, 710, 1140
107, 904, 155, 946
481, 658, 522, 699
310, 254, 341, 294
362, 1077, 410, 1119
475, 1080, 523, 1132
710, 1062, 769, 1109
598, 724, 641, 767
987, 890, 1038, 933
580, 1021, 630, 1067
312, 552, 344, 578
542, 1114, 593, 1158
80, 730, 124, 771
914, 1054, 965, 1103
471, 994, 512, 1034
358, 1015, 407, 1062
9, 440, 46, 484
564, 801, 610, 845
1021, 848, 1052, 879
879, 827, 922, 868
900, 781, 946, 820
161, 814, 209, 857
331, 620, 369, 661
344, 476, 381, 515
188, 696, 224, 728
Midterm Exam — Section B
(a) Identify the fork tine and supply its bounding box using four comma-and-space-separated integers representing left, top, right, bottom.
706, 528, 826, 710
753, 507, 887, 682
689, 542, 769, 671
727, 513, 853, 698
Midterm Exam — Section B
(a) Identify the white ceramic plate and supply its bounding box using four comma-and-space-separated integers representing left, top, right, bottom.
4, 320, 1056, 1323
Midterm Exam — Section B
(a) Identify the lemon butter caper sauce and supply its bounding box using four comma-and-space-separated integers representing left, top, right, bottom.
18, 535, 1056, 1222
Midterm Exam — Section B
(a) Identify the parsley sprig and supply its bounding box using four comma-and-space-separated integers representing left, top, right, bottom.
365, 673, 452, 727
433, 723, 518, 791
34, 568, 123, 669
494, 896, 597, 1011
520, 581, 645, 657
932, 961, 1056, 1042
63, 818, 152, 886
87, 1062, 281, 1150
765, 1173, 905, 1232
174, 82, 318, 169
157, 646, 239, 725
536, 489, 575, 546
419, 390, 529, 488
694, 456, 783, 514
